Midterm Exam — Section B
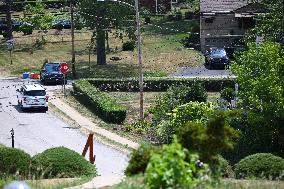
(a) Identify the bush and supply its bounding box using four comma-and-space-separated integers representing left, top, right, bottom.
73, 80, 127, 124
234, 153, 284, 180
224, 110, 282, 164
217, 155, 233, 178
125, 143, 157, 176
122, 41, 135, 51
19, 24, 33, 35
149, 84, 207, 125
32, 147, 97, 178
176, 111, 240, 169
87, 78, 235, 92
0, 147, 31, 177
145, 138, 211, 189
220, 87, 235, 102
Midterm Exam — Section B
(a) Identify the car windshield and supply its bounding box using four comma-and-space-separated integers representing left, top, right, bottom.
24, 90, 46, 96
211, 49, 227, 56
45, 64, 60, 72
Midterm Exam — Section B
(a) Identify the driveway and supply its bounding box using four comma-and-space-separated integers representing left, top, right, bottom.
0, 77, 128, 176
172, 65, 236, 78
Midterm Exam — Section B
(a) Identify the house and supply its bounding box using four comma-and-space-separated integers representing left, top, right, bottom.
200, 0, 266, 53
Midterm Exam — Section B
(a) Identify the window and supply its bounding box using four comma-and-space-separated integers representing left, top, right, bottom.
205, 18, 214, 23
24, 90, 46, 96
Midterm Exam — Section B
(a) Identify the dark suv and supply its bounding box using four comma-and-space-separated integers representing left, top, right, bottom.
205, 48, 229, 69
40, 62, 66, 85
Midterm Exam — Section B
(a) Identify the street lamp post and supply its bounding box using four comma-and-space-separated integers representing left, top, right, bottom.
98, 0, 144, 120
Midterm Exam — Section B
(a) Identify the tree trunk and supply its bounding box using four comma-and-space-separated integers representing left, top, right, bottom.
6, 0, 13, 40
106, 31, 110, 52
96, 28, 106, 65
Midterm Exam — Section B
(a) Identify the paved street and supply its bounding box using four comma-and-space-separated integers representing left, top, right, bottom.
172, 65, 236, 78
0, 77, 128, 177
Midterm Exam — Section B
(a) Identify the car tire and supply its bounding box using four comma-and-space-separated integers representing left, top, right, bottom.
43, 107, 48, 112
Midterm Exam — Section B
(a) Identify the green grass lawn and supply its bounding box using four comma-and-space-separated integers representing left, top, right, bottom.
0, 19, 203, 78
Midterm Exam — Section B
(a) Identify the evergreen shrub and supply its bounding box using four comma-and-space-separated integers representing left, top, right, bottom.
125, 143, 158, 176
234, 153, 284, 180
0, 147, 31, 177
32, 147, 97, 178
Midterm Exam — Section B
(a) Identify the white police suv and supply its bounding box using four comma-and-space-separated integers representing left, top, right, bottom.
17, 84, 48, 111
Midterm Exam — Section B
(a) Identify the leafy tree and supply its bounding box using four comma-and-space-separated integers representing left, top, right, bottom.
245, 0, 283, 42
78, 0, 136, 65
231, 41, 284, 156
21, 1, 54, 31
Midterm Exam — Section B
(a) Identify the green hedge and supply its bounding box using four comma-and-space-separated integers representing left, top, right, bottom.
0, 147, 31, 176
32, 147, 97, 178
73, 79, 127, 124
234, 153, 284, 180
87, 77, 235, 92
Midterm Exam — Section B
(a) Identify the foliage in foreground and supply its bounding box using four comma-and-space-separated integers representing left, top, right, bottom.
145, 138, 211, 189
0, 147, 31, 177
32, 147, 97, 178
234, 153, 284, 180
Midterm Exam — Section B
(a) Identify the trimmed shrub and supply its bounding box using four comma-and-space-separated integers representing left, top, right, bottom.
73, 80, 127, 124
87, 78, 235, 92
220, 87, 235, 102
125, 143, 158, 176
32, 147, 97, 178
122, 41, 135, 51
0, 147, 31, 176
234, 153, 284, 180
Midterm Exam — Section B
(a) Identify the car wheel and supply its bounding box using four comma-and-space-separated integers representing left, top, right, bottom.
43, 107, 48, 112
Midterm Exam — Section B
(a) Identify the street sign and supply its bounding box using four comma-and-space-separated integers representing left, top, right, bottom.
6, 39, 14, 51
60, 63, 69, 74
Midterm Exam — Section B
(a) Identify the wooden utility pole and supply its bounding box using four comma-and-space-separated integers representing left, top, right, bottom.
70, 0, 77, 78
135, 0, 144, 120
6, 0, 13, 40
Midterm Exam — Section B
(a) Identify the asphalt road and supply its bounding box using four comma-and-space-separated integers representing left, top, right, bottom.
172, 65, 236, 78
0, 77, 128, 176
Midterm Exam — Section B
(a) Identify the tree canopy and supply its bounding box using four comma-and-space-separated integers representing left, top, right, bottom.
78, 0, 136, 65
231, 42, 284, 117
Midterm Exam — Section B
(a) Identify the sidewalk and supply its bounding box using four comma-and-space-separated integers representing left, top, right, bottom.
66, 175, 123, 189
49, 95, 139, 150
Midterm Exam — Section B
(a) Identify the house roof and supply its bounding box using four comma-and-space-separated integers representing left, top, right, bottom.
200, 0, 250, 13
235, 2, 266, 13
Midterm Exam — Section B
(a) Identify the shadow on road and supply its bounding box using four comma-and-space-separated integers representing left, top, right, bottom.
13, 105, 47, 114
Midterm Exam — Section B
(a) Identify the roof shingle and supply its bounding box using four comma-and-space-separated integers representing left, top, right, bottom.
200, 0, 250, 13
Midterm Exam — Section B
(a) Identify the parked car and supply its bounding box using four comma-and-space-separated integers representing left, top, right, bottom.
205, 47, 230, 69
52, 20, 71, 30
16, 84, 48, 111
40, 62, 67, 85
0, 19, 33, 35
